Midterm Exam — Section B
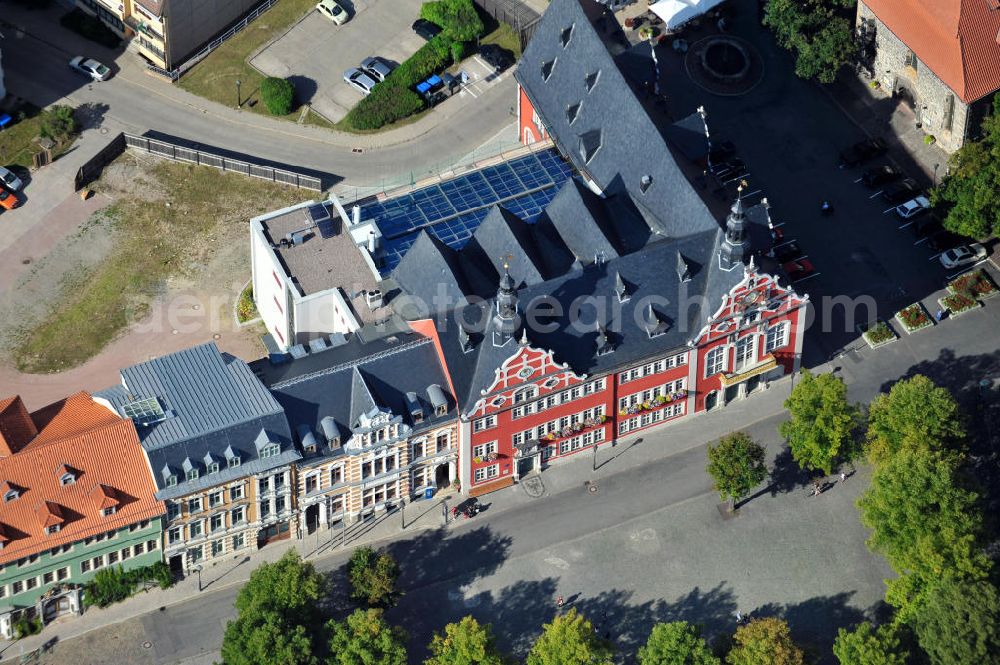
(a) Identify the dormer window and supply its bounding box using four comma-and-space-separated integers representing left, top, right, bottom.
560, 24, 574, 48
4, 490, 18, 503
411, 410, 424, 424
261, 444, 280, 459
435, 404, 447, 417
60, 473, 76, 486
579, 129, 602, 164
186, 468, 199, 482
46, 525, 60, 535
615, 272, 630, 303
208, 462, 220, 474
585, 70, 600, 92
566, 102, 581, 125
328, 437, 340, 450
541, 59, 556, 81
640, 175, 653, 194
101, 506, 116, 517
166, 475, 178, 487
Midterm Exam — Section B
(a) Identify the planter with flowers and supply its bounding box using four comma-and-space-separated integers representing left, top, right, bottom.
894, 302, 933, 334
861, 320, 897, 349
939, 292, 981, 317
949, 269, 999, 301
546, 415, 608, 444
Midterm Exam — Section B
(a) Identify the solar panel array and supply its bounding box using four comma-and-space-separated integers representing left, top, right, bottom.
358, 149, 572, 274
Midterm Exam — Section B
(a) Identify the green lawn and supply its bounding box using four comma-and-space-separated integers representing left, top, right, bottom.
11, 158, 306, 374
0, 104, 75, 169
479, 20, 522, 59
177, 0, 316, 120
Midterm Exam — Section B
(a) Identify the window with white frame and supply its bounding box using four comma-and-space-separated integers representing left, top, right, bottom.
705, 346, 727, 376
230, 484, 245, 502
513, 386, 537, 404
734, 335, 756, 371
765, 322, 790, 352
435, 431, 450, 451
168, 527, 182, 545
411, 439, 426, 460
473, 441, 498, 459
474, 465, 499, 482
411, 467, 432, 490
210, 513, 225, 532
231, 506, 246, 525
189, 520, 204, 539
209, 490, 224, 507
362, 481, 398, 507
473, 415, 497, 432
188, 497, 203, 514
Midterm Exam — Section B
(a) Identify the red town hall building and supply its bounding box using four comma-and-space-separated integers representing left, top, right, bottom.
397, 0, 809, 495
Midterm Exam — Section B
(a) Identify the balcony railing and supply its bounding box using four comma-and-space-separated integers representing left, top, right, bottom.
618, 393, 687, 417
125, 15, 163, 42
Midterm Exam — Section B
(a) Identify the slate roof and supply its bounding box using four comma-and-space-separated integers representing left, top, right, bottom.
0, 392, 164, 565
864, 0, 1000, 104
515, 0, 719, 238
96, 343, 298, 499
438, 227, 739, 413
266, 338, 455, 467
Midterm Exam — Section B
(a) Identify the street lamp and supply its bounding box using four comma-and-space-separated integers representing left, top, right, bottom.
399, 497, 406, 530
193, 564, 203, 592
236, 79, 242, 109
592, 441, 599, 471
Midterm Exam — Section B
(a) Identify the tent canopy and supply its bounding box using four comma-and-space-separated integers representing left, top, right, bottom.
650, 0, 725, 29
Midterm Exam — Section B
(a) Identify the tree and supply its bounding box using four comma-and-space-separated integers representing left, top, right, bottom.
865, 375, 965, 466
780, 370, 858, 474
40, 105, 78, 141
931, 96, 1000, 238
638, 621, 720, 665
348, 546, 400, 606
221, 550, 328, 665
327, 608, 407, 665
763, 0, 856, 84
910, 576, 1000, 665
426, 615, 508, 665
832, 622, 908, 665
527, 608, 614, 665
260, 76, 295, 115
706, 432, 768, 512
420, 0, 484, 42
857, 446, 989, 614
726, 617, 804, 665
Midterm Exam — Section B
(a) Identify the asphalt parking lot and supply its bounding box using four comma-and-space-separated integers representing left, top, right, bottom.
250, 0, 426, 122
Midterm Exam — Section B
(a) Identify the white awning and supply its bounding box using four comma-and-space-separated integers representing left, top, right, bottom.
650, 0, 725, 29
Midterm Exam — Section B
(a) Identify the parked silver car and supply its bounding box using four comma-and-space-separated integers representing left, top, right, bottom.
68, 56, 111, 81
939, 243, 987, 269
344, 68, 379, 95
360, 56, 395, 83
0, 166, 23, 192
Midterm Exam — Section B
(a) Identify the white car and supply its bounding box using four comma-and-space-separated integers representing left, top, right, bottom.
0, 166, 23, 192
316, 0, 349, 24
68, 56, 111, 81
344, 68, 378, 95
895, 195, 930, 219
939, 243, 987, 269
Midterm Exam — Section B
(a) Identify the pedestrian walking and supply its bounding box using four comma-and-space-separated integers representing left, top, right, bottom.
556, 595, 564, 609
840, 472, 847, 483
812, 481, 821, 496
735, 610, 743, 623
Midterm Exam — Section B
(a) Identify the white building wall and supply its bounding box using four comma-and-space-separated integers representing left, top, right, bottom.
292, 289, 360, 347
250, 220, 293, 349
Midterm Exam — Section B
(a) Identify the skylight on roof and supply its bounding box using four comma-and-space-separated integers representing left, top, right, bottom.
566, 102, 581, 125
560, 24, 574, 48
121, 397, 167, 426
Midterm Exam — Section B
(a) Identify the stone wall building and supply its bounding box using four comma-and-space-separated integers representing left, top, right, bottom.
856, 0, 1000, 152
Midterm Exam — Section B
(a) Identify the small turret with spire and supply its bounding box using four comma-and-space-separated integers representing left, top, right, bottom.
492, 260, 521, 347
719, 180, 753, 271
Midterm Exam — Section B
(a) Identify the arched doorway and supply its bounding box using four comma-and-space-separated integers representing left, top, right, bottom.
305, 504, 320, 534
434, 463, 450, 489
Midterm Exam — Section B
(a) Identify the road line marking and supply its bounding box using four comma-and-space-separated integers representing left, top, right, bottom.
914, 237, 929, 245
898, 221, 913, 230
771, 222, 785, 228
869, 191, 883, 199
793, 272, 821, 283
928, 253, 942, 261
772, 239, 796, 249
853, 177, 863, 183
882, 207, 896, 214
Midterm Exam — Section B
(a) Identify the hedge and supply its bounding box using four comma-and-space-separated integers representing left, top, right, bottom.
421, 0, 484, 42
84, 562, 174, 608
343, 35, 453, 130
260, 77, 295, 116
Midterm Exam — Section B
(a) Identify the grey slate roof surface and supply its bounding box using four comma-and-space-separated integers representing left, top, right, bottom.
392, 230, 471, 308
97, 343, 298, 495
462, 206, 547, 288
439, 227, 741, 413
267, 338, 455, 465
515, 0, 719, 239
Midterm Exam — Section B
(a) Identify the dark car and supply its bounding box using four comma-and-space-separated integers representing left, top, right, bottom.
881, 178, 920, 203
479, 44, 515, 72
926, 229, 966, 253
412, 18, 442, 41
861, 164, 900, 187
840, 137, 888, 167
771, 240, 803, 263
908, 215, 941, 239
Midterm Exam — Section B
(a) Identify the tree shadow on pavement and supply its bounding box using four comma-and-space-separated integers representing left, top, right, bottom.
754, 591, 879, 664
767, 448, 813, 496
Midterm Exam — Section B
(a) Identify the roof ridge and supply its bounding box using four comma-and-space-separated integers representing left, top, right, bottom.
270, 337, 432, 389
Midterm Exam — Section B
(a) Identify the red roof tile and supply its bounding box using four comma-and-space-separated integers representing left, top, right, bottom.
0, 397, 38, 457
0, 393, 164, 564
865, 0, 1000, 103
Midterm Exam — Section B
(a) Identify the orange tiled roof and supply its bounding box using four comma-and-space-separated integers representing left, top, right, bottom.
0, 396, 38, 457
0, 392, 164, 565
865, 0, 1000, 104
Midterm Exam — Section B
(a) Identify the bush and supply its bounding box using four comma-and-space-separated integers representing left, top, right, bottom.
260, 77, 295, 116
13, 616, 42, 639
421, 0, 484, 42
39, 105, 78, 142
59, 9, 122, 48
236, 283, 258, 323
84, 562, 174, 608
450, 40, 467, 64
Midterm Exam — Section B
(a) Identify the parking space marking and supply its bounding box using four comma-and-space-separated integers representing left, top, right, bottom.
853, 177, 863, 183
882, 206, 896, 214
929, 253, 943, 261
771, 222, 785, 228
793, 272, 822, 284
869, 191, 884, 199
914, 237, 929, 245
898, 221, 913, 230
772, 240, 796, 249
947, 259, 990, 280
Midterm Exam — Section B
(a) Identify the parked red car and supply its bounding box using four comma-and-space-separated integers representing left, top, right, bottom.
0, 188, 19, 210
782, 258, 815, 281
